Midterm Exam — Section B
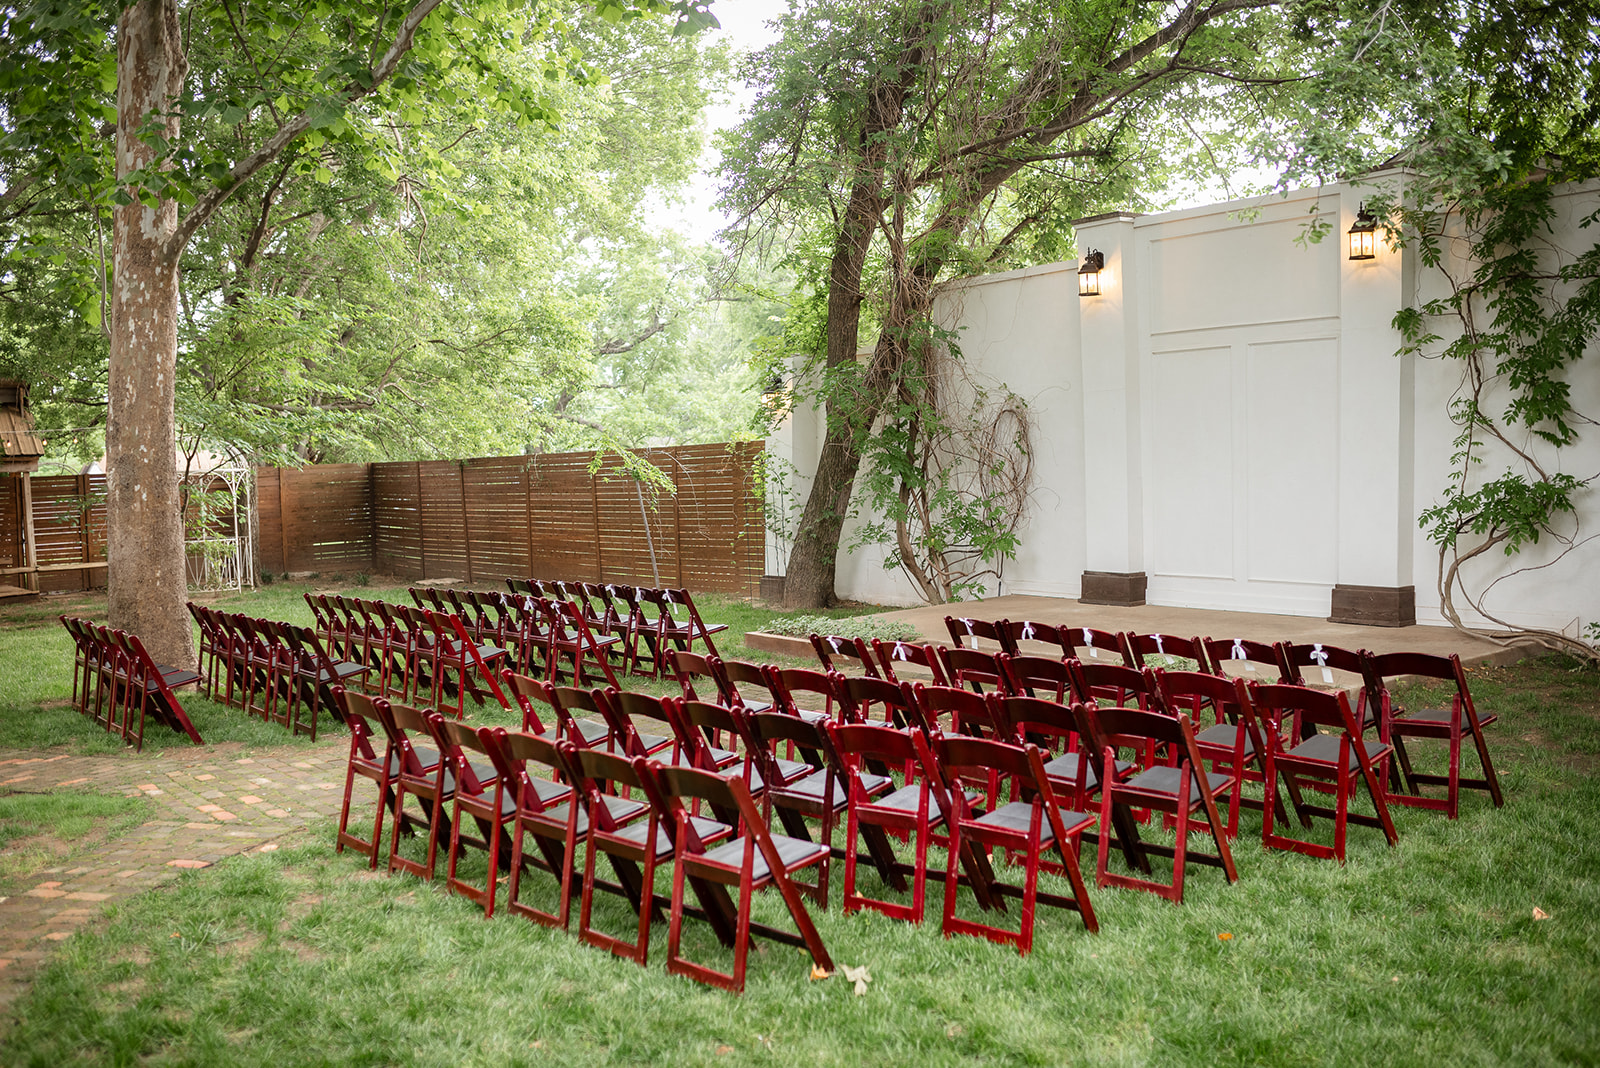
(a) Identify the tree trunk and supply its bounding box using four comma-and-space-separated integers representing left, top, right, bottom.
106, 0, 194, 669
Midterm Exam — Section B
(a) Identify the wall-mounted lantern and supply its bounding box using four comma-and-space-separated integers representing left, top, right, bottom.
1077, 249, 1104, 296
1347, 205, 1378, 260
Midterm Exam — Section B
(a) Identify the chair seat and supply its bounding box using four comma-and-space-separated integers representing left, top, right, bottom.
612, 814, 729, 859
542, 793, 647, 835
974, 800, 1095, 839
1194, 723, 1255, 754
1286, 732, 1390, 769
775, 770, 890, 809
698, 832, 827, 881
1393, 706, 1497, 729
1123, 764, 1235, 805
1042, 752, 1133, 788
572, 719, 611, 747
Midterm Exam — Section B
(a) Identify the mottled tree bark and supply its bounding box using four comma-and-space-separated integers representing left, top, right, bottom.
107, 0, 193, 668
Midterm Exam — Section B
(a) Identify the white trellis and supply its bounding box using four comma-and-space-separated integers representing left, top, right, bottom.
182, 448, 254, 593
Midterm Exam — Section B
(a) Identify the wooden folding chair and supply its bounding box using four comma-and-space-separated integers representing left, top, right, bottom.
825, 722, 975, 924
475, 727, 586, 929
996, 619, 1073, 659
988, 695, 1130, 815
870, 638, 950, 686
544, 599, 623, 688
637, 760, 833, 994
1153, 669, 1281, 838
1063, 626, 1130, 666
1066, 657, 1161, 710
114, 630, 205, 750
423, 608, 511, 718
766, 665, 847, 723
439, 719, 519, 917
501, 670, 610, 749
384, 702, 457, 881
589, 688, 679, 762
1251, 683, 1400, 861
717, 658, 779, 715
808, 633, 881, 679
1080, 705, 1238, 903
1202, 636, 1291, 684
1362, 651, 1503, 819
997, 653, 1074, 702
937, 645, 1007, 694
566, 744, 731, 966
931, 734, 1099, 952
332, 687, 397, 869
944, 615, 1008, 654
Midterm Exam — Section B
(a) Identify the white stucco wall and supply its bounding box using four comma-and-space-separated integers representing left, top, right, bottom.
768, 176, 1600, 635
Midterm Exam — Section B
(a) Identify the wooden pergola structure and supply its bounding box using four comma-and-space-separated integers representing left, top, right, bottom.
1, 380, 48, 600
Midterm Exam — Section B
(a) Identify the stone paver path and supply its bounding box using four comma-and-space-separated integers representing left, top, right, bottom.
0, 739, 348, 1012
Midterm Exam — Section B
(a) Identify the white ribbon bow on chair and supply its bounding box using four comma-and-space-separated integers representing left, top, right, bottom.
1311, 643, 1333, 683
1020, 622, 1035, 641
1083, 629, 1098, 658
893, 642, 910, 661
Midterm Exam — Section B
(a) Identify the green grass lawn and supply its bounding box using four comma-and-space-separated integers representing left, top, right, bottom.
1, 585, 1597, 1065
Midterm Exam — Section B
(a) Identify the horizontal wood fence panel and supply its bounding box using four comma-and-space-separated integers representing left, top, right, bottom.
256, 441, 763, 596
30, 474, 107, 591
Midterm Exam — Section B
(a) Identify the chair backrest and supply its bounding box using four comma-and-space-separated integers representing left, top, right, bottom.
719, 658, 779, 708
668, 649, 724, 704
1202, 636, 1289, 681
909, 682, 1003, 739
480, 727, 570, 814
937, 645, 1005, 693
501, 668, 555, 735
1247, 681, 1365, 742
838, 674, 920, 727
334, 686, 385, 763
1066, 658, 1163, 710
439, 718, 496, 796
809, 633, 881, 678
1281, 641, 1366, 686
1361, 649, 1473, 720
767, 666, 846, 721
998, 653, 1074, 701
606, 689, 684, 760
943, 615, 1007, 653
635, 761, 754, 857
997, 619, 1071, 658
548, 683, 614, 746
987, 693, 1086, 750
677, 699, 759, 775
1079, 703, 1200, 777
746, 709, 838, 792
1062, 626, 1130, 665
870, 639, 950, 686
565, 742, 652, 834
1123, 632, 1209, 672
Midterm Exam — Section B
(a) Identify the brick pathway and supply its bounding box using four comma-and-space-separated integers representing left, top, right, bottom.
0, 739, 349, 1013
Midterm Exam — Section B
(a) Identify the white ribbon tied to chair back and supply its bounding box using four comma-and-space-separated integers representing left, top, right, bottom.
1020, 621, 1035, 641
829, 637, 843, 654
1153, 634, 1165, 656
1311, 643, 1333, 683
1083, 629, 1098, 658
894, 642, 910, 661
1232, 638, 1255, 673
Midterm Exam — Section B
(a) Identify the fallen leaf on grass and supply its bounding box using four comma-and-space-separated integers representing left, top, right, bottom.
1533, 907, 1550, 920
809, 963, 831, 981
1217, 932, 1233, 941
715, 1045, 735, 1056
841, 963, 871, 996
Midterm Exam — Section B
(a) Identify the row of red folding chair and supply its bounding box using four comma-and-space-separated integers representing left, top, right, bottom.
190, 604, 365, 739
506, 578, 729, 678
59, 616, 204, 751
834, 620, 1500, 821
332, 686, 831, 994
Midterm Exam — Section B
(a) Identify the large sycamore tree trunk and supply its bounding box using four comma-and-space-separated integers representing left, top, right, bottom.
107, 0, 193, 669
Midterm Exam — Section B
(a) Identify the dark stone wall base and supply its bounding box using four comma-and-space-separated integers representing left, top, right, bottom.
1329, 584, 1415, 627
759, 574, 786, 603
1079, 570, 1147, 607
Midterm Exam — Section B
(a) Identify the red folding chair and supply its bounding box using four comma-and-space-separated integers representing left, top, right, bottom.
636, 760, 833, 994
766, 665, 846, 723
115, 630, 205, 750
1362, 651, 1503, 819
1251, 683, 1400, 861
824, 721, 977, 924
475, 727, 586, 929
1066, 657, 1161, 710
1202, 636, 1291, 684
717, 658, 779, 715
944, 615, 1008, 653
996, 619, 1073, 658
1122, 632, 1210, 673
589, 688, 679, 762
1063, 626, 1130, 665
422, 609, 511, 718
565, 743, 729, 965
1152, 669, 1279, 838
937, 645, 1007, 694
384, 702, 456, 881
1080, 705, 1238, 903
809, 633, 881, 679
871, 638, 950, 686
544, 598, 623, 689
441, 719, 517, 917
996, 653, 1069, 704
930, 734, 1098, 952
332, 687, 397, 869
501, 670, 611, 749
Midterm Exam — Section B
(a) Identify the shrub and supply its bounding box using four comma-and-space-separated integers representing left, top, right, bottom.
761, 613, 921, 643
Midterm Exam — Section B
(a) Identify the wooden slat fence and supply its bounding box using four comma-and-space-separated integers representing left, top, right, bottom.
256, 442, 764, 595
28, 474, 107, 592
